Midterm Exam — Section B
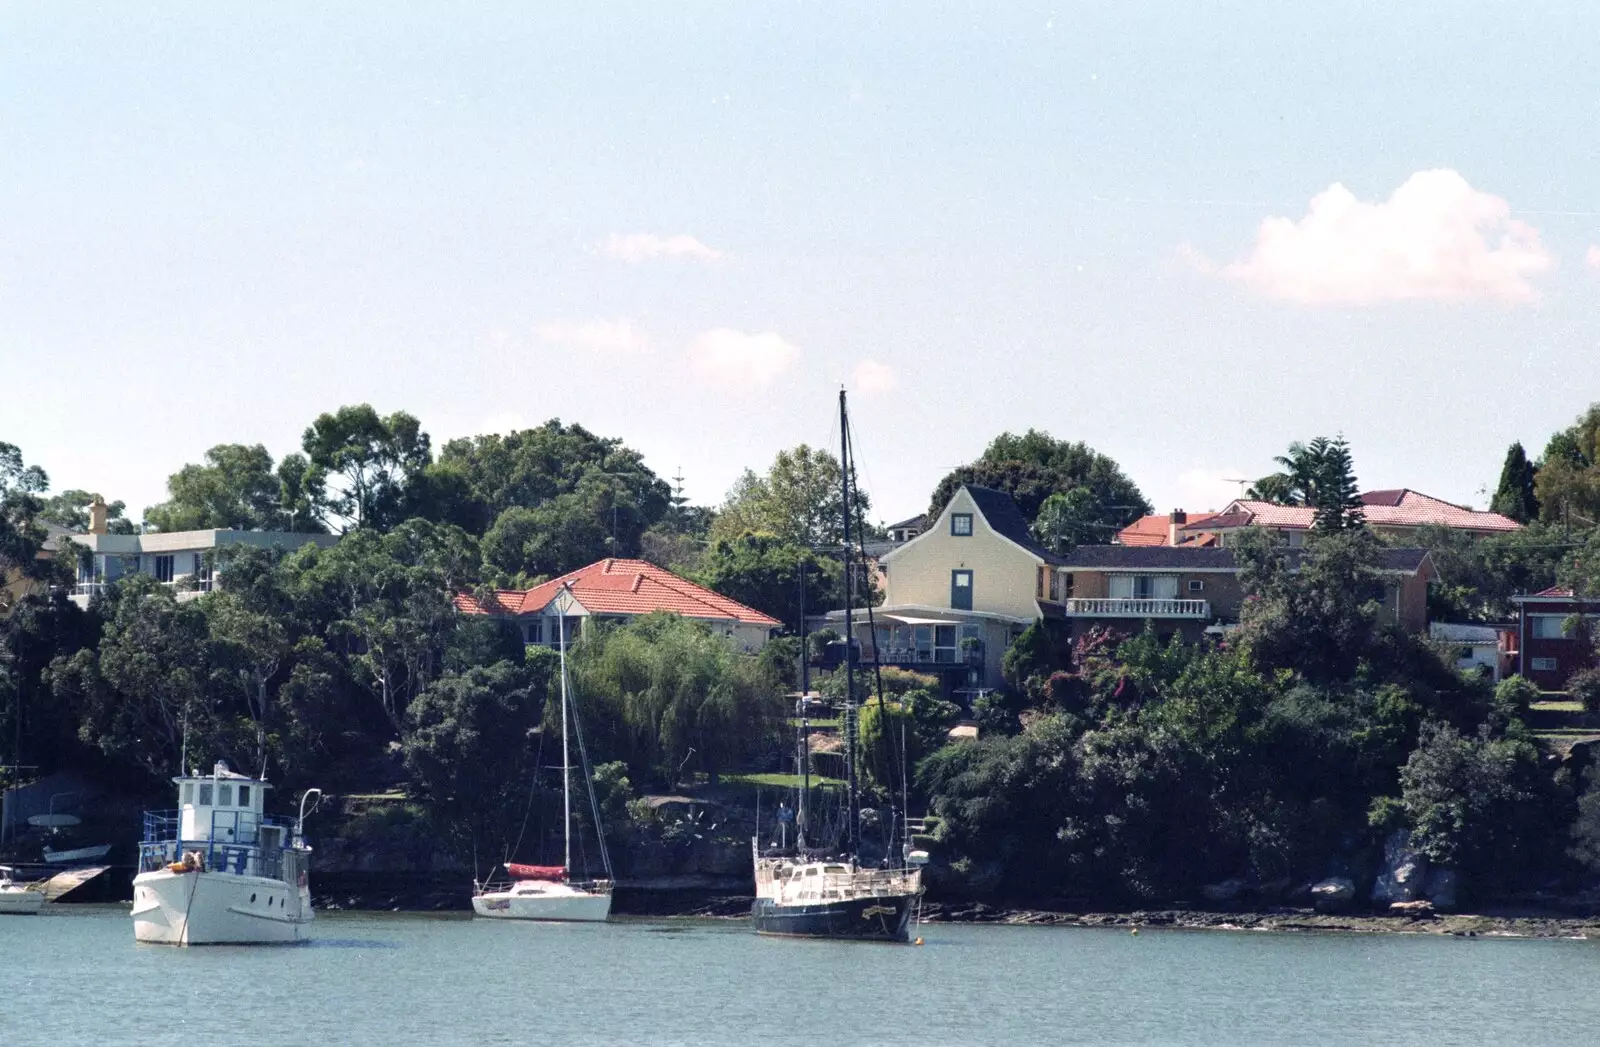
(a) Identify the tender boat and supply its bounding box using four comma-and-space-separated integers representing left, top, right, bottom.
132, 761, 322, 945
751, 389, 924, 942
0, 866, 45, 915
473, 590, 613, 922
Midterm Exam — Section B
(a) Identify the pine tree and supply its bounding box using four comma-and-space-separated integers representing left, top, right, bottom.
1310, 436, 1365, 532
1490, 442, 1539, 523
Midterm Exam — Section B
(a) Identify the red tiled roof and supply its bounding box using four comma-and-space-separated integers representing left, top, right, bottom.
1194, 491, 1521, 534
1116, 512, 1221, 547
454, 558, 780, 627
1531, 586, 1575, 598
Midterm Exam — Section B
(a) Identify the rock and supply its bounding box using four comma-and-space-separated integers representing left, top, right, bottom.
1310, 877, 1356, 912
1424, 867, 1459, 911
1389, 900, 1435, 918
1201, 878, 1245, 902
1372, 829, 1428, 904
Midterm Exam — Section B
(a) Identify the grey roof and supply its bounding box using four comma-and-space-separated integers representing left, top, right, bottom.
962, 485, 1070, 565
886, 513, 927, 531
1060, 545, 1431, 575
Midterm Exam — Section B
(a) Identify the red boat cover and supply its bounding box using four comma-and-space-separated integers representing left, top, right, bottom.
506, 863, 565, 881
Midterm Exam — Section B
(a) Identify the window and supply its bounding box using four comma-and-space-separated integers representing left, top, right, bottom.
198, 784, 213, 806
1188, 580, 1205, 593
182, 783, 194, 806
153, 554, 175, 583
1532, 656, 1558, 672
951, 569, 973, 610
935, 624, 958, 663
193, 553, 212, 588
1286, 531, 1306, 548
1109, 575, 1179, 600
950, 513, 973, 536
1531, 616, 1568, 640
1048, 572, 1061, 601
218, 784, 233, 806
523, 619, 544, 645
237, 785, 250, 808
1036, 567, 1046, 599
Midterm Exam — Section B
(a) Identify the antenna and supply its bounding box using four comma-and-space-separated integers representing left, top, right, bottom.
1223, 478, 1252, 496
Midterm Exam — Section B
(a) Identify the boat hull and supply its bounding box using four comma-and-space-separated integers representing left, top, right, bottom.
751, 893, 917, 942
0, 889, 45, 915
132, 869, 312, 945
472, 887, 612, 922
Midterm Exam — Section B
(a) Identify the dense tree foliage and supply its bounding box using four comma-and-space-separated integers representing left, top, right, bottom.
1535, 404, 1600, 527
41, 489, 137, 534
709, 445, 861, 549
927, 430, 1148, 540
689, 534, 840, 631
146, 443, 325, 533
1491, 442, 1540, 523
1248, 436, 1365, 531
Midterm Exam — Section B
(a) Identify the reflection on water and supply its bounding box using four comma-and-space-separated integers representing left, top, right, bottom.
3, 906, 1600, 1047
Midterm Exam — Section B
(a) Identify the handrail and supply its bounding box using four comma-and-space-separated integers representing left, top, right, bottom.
1063, 598, 1210, 618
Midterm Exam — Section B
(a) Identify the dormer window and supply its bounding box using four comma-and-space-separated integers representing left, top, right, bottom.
951, 513, 973, 537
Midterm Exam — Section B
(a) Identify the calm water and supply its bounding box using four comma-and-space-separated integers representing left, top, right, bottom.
3, 907, 1600, 1046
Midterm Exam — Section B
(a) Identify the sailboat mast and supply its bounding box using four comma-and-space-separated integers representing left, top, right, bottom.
797, 561, 809, 852
559, 608, 572, 875
839, 388, 859, 858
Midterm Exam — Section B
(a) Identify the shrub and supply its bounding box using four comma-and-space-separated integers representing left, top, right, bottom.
1493, 675, 1540, 718
1570, 668, 1600, 714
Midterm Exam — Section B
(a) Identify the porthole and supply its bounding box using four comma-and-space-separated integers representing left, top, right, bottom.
250, 893, 257, 903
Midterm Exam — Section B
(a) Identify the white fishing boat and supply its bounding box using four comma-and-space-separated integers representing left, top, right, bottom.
0, 866, 45, 915
473, 588, 613, 922
132, 761, 322, 945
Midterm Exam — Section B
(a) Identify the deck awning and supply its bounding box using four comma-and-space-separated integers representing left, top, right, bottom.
880, 614, 962, 626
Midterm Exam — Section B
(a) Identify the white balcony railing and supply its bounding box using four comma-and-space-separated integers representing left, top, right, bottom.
1064, 598, 1210, 619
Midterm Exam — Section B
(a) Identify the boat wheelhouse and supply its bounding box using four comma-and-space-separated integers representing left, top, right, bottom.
132, 761, 320, 945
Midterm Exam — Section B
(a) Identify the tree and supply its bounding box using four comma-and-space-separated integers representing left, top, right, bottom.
1, 442, 55, 591
1490, 442, 1539, 523
708, 445, 862, 549
302, 405, 432, 531
481, 493, 611, 584
926, 430, 1148, 540
1032, 487, 1105, 554
40, 490, 136, 534
690, 533, 840, 631
1249, 436, 1365, 530
145, 444, 309, 532
1534, 405, 1600, 527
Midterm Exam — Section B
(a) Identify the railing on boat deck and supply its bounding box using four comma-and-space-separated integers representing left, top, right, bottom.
138, 810, 290, 878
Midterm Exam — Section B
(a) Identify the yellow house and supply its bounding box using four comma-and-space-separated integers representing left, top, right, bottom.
826, 485, 1071, 695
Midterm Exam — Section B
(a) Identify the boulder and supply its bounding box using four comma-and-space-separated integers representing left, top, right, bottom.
1372, 829, 1428, 904
1201, 878, 1245, 903
1424, 867, 1459, 911
1310, 877, 1356, 912
1389, 900, 1436, 919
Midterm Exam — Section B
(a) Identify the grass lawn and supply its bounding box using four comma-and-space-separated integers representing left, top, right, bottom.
722, 772, 845, 790
1532, 699, 1585, 713
788, 717, 841, 729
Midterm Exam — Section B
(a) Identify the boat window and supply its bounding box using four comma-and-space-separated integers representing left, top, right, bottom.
824, 865, 847, 874
198, 783, 213, 805
804, 867, 819, 876
237, 785, 250, 808
182, 783, 194, 806
218, 784, 233, 806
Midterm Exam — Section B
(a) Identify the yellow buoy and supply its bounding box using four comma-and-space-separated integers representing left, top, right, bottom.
913, 937, 924, 946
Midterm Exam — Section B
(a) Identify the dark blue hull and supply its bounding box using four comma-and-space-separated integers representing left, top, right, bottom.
751, 894, 917, 942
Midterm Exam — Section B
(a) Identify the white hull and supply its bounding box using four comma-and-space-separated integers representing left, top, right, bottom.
43, 843, 113, 863
0, 888, 45, 915
472, 885, 612, 922
132, 868, 312, 945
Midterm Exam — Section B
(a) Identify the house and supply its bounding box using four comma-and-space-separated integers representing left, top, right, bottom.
61, 501, 336, 608
1430, 621, 1513, 682
1057, 544, 1437, 643
1116, 510, 1222, 548
885, 514, 927, 544
2, 521, 72, 608
824, 485, 1071, 694
454, 558, 780, 654
1510, 587, 1600, 690
1174, 490, 1520, 547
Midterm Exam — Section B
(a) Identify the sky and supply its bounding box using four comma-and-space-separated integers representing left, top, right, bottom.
6, 2, 1600, 526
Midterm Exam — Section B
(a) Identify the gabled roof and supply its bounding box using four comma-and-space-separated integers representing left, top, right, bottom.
886, 513, 927, 531
961, 485, 1071, 565
1116, 512, 1222, 547
1185, 491, 1521, 534
454, 558, 780, 627
1060, 545, 1432, 576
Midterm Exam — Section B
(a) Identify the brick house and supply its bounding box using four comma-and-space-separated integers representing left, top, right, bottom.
1510, 587, 1600, 690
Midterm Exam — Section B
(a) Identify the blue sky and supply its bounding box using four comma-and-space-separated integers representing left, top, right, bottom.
5, 2, 1600, 524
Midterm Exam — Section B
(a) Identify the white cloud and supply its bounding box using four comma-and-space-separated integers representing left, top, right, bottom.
535, 318, 651, 355
598, 232, 723, 264
852, 359, 896, 394
1587, 245, 1600, 271
687, 328, 799, 388
1198, 169, 1553, 305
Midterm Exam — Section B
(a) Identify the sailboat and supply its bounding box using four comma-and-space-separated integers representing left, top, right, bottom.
473, 586, 614, 922
751, 389, 925, 942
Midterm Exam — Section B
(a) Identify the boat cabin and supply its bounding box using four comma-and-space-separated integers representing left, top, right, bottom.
177, 761, 271, 846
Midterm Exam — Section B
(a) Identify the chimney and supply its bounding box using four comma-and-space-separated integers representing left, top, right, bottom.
89, 495, 109, 536
1168, 509, 1187, 546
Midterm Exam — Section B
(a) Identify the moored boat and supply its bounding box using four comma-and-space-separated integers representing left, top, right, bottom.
0, 865, 45, 915
132, 761, 321, 945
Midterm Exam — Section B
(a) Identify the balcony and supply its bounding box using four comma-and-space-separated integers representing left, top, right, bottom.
1064, 598, 1210, 619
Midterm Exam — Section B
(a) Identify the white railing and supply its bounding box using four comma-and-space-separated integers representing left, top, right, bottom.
1064, 598, 1210, 618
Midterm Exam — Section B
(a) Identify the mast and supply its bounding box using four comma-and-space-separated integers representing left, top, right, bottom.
558, 603, 572, 876
797, 561, 809, 852
839, 389, 859, 859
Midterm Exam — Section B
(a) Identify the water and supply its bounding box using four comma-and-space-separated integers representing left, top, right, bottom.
3, 908, 1600, 1046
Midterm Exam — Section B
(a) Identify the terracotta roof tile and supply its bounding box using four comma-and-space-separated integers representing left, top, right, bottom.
1194, 491, 1521, 534
456, 558, 780, 627
1116, 512, 1221, 547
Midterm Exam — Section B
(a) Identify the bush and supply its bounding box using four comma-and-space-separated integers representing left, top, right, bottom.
1569, 669, 1600, 713
1493, 675, 1540, 718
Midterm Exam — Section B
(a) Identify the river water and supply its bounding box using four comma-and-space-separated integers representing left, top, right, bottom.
3, 906, 1599, 1046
